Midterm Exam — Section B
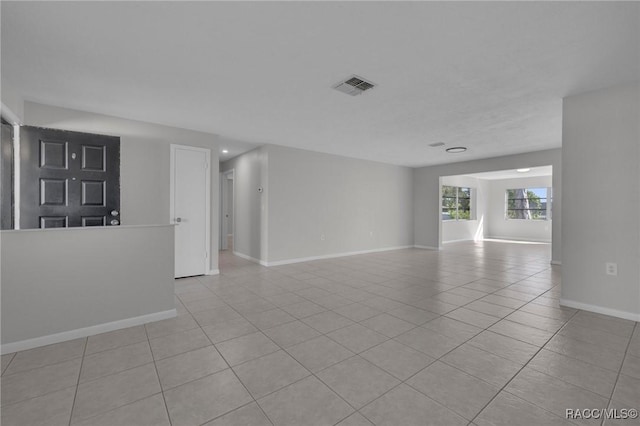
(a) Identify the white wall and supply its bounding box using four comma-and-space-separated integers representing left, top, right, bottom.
24, 102, 221, 272
220, 147, 268, 262
222, 145, 414, 265
486, 175, 553, 242
267, 145, 413, 264
441, 175, 488, 243
561, 82, 640, 320
1, 225, 175, 353
414, 148, 562, 262
1, 77, 25, 122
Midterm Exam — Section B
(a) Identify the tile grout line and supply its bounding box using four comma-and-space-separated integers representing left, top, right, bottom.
600, 321, 638, 426
467, 308, 582, 426
357, 285, 576, 425
203, 275, 408, 420
212, 250, 566, 425
197, 320, 275, 426
143, 323, 173, 426
1, 352, 17, 376
354, 287, 545, 425
67, 337, 88, 426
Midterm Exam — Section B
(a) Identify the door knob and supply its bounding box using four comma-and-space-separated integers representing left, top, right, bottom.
175, 217, 182, 223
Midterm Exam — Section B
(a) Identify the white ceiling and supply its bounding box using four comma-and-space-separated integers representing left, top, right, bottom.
463, 165, 553, 181
2, 2, 638, 167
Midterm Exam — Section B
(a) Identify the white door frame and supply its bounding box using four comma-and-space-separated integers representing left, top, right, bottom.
170, 144, 211, 276
220, 168, 235, 251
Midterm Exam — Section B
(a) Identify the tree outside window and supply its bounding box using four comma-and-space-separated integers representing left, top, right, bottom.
506, 187, 548, 220
442, 186, 472, 220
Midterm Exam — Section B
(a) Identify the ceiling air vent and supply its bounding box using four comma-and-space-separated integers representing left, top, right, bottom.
333, 75, 376, 96
429, 142, 445, 147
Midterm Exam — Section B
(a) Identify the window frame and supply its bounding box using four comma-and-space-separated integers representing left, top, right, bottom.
504, 187, 552, 221
442, 185, 473, 221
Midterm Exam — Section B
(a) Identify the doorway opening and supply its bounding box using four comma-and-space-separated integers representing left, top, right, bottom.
220, 169, 234, 252
439, 165, 553, 247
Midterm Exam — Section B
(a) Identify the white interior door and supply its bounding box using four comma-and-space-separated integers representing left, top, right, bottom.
220, 170, 234, 251
170, 145, 210, 278
220, 172, 228, 250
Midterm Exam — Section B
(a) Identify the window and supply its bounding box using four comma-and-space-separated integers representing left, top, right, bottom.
442, 186, 472, 220
506, 187, 550, 220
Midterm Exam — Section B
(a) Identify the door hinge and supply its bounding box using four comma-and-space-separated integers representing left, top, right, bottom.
204, 161, 208, 169
205, 251, 208, 258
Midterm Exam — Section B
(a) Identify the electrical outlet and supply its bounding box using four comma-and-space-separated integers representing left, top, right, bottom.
606, 262, 618, 276
320, 234, 325, 241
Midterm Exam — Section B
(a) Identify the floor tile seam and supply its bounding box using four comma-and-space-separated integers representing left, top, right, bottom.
1, 352, 17, 375
224, 310, 375, 417
81, 338, 153, 365
307, 354, 387, 413
78, 356, 156, 386
496, 388, 583, 426
193, 399, 274, 426
451, 304, 514, 320
143, 324, 172, 426
401, 379, 491, 423
539, 342, 627, 375
0, 384, 78, 410
479, 320, 558, 348
467, 308, 582, 425
225, 290, 357, 336
496, 317, 564, 334
150, 335, 214, 363
516, 307, 575, 322
394, 307, 515, 391
67, 337, 87, 426
85, 328, 153, 354
602, 322, 639, 426
520, 355, 620, 400
67, 390, 166, 426
549, 311, 632, 354
558, 319, 636, 341
198, 322, 275, 426
0, 352, 86, 378
147, 323, 202, 342
323, 331, 395, 355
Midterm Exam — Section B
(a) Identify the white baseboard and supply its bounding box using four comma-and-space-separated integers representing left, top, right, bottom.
486, 235, 551, 243
232, 251, 266, 266
550, 260, 562, 266
442, 239, 474, 244
207, 269, 220, 275
1, 309, 177, 355
559, 299, 640, 322
264, 245, 415, 267
414, 245, 441, 250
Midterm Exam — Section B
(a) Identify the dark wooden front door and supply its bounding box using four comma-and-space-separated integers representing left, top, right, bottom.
20, 126, 120, 229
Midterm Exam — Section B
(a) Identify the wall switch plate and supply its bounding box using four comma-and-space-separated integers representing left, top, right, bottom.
606, 262, 618, 276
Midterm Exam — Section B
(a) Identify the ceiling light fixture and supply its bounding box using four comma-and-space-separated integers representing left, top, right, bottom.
222, 149, 228, 154
446, 147, 467, 153
516, 168, 530, 173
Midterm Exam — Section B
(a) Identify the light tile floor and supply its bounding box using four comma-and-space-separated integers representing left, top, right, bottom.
1, 241, 639, 426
